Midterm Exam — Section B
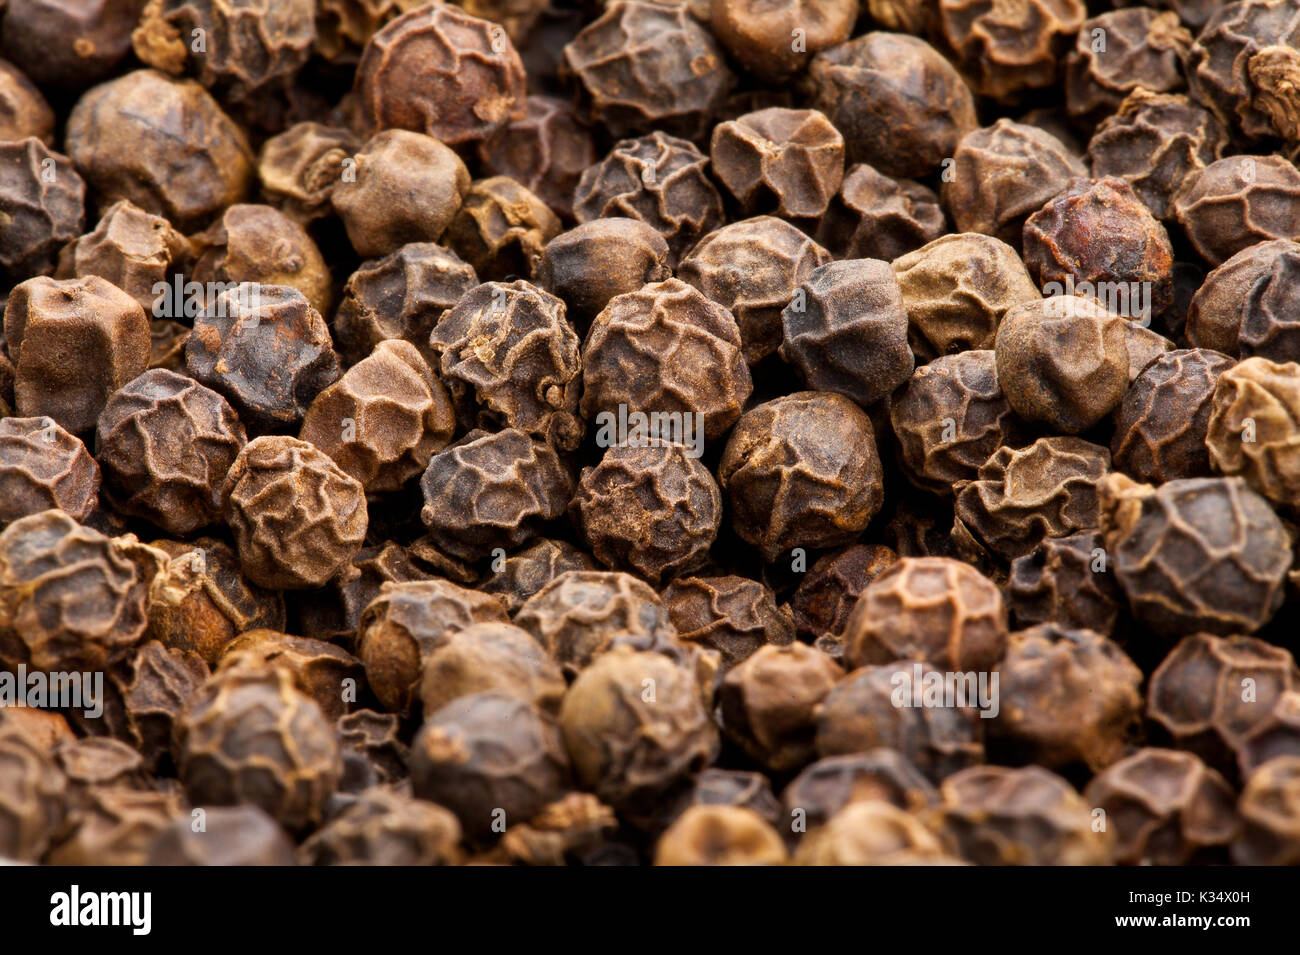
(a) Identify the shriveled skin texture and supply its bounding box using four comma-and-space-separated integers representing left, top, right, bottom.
480, 538, 597, 614
96, 369, 246, 535
816, 163, 945, 262
710, 108, 844, 218
65, 70, 253, 232
1065, 9, 1191, 119
1172, 155, 1300, 266
955, 436, 1111, 561
574, 132, 724, 264
794, 801, 955, 866
570, 444, 721, 586
1234, 756, 1300, 864
1248, 43, 1300, 141
581, 278, 751, 442
429, 281, 581, 452
1206, 357, 1300, 511
443, 176, 561, 281
788, 544, 897, 652
0, 138, 84, 283
46, 785, 184, 866
654, 804, 787, 865
1087, 90, 1229, 222
354, 4, 526, 144
718, 392, 883, 562
663, 575, 795, 673
313, 0, 423, 64
1007, 531, 1122, 635
937, 0, 1087, 101
258, 123, 358, 223
781, 751, 938, 830
65, 199, 191, 313
1147, 632, 1300, 777
1083, 748, 1239, 865
176, 665, 342, 832
419, 621, 566, 717
0, 59, 55, 143
892, 350, 1023, 496
0, 510, 149, 673
221, 436, 367, 590
808, 32, 977, 178
122, 640, 209, 771
301, 786, 462, 866
562, 1, 733, 140
0, 723, 68, 863
843, 556, 1007, 674
1099, 474, 1292, 638
1112, 349, 1232, 484
0, 416, 100, 524
709, 0, 856, 82
1239, 690, 1300, 776
536, 218, 671, 332
132, 0, 316, 102
218, 629, 362, 722
1188, 240, 1300, 359
477, 95, 595, 221
418, 428, 573, 561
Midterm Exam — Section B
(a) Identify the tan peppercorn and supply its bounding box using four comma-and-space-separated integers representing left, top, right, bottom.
1234, 756, 1300, 864
710, 108, 844, 219
654, 805, 788, 865
709, 0, 856, 82
795, 801, 957, 866
218, 629, 363, 722
58, 199, 191, 315
1206, 357, 1300, 511
0, 721, 68, 862
419, 621, 566, 716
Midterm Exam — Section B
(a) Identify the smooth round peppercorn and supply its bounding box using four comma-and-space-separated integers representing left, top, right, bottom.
0, 417, 101, 525
0, 59, 54, 143
815, 163, 946, 262
1, 0, 144, 90
536, 219, 671, 333
1172, 155, 1300, 266
708, 0, 856, 82
654, 805, 788, 865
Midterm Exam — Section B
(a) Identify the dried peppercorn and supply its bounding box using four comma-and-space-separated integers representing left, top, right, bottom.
121, 640, 208, 771
1238, 691, 1300, 776
294, 544, 429, 650
0, 416, 100, 525
1187, 239, 1300, 359
94, 369, 246, 535
1206, 357, 1300, 511
936, 0, 1086, 101
65, 69, 253, 232
301, 785, 462, 866
0, 0, 144, 90
671, 768, 782, 829
709, 108, 844, 220
654, 805, 788, 865
218, 629, 361, 722
709, 0, 856, 82
943, 120, 1087, 245
147, 805, 297, 866
257, 122, 358, 224
148, 318, 192, 368
1007, 532, 1122, 635
994, 296, 1130, 434
844, 557, 1007, 674
0, 721, 68, 862
1172, 155, 1300, 266
332, 242, 478, 369
492, 792, 621, 866
479, 539, 596, 614
222, 435, 368, 590
356, 578, 509, 718
418, 428, 573, 562
186, 284, 342, 434
816, 163, 945, 262
58, 200, 191, 316
0, 59, 53, 144
145, 539, 285, 667
580, 278, 751, 442
808, 32, 977, 179
46, 785, 183, 865
411, 691, 570, 840
313, 0, 414, 64
662, 575, 794, 673
1112, 349, 1233, 484
331, 130, 471, 259
778, 259, 914, 408
354, 4, 526, 144
177, 664, 342, 831
1087, 90, 1229, 222
563, 0, 732, 140
573, 132, 724, 264
0, 138, 85, 286
783, 751, 939, 833
955, 436, 1111, 561
788, 544, 898, 654
419, 621, 565, 717
54, 737, 147, 808
335, 709, 407, 792
299, 339, 454, 494
1233, 756, 1300, 864
559, 646, 719, 828
892, 233, 1041, 361
794, 800, 958, 866
536, 219, 671, 334
0, 510, 149, 672
1065, 9, 1191, 120
891, 351, 1022, 497
1083, 748, 1238, 865
477, 94, 595, 223
719, 392, 884, 562
443, 177, 561, 282
1100, 474, 1292, 638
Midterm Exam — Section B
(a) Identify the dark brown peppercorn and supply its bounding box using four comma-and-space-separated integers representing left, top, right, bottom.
418, 428, 573, 562
0, 59, 53, 144
843, 556, 1008, 674
573, 132, 724, 264
186, 283, 342, 434
930, 764, 1113, 864
662, 575, 794, 673
122, 640, 208, 771
709, 108, 844, 220
1233, 756, 1300, 864
654, 805, 788, 865
808, 32, 976, 179
1083, 748, 1239, 865
955, 436, 1111, 561
1006, 532, 1122, 635
709, 0, 856, 82
301, 785, 462, 865
411, 691, 570, 840
0, 138, 85, 285
671, 768, 782, 830
419, 621, 566, 716
46, 785, 182, 865
719, 392, 884, 562
893, 234, 1041, 363
0, 0, 144, 90
814, 664, 986, 782
65, 69, 253, 232
443, 177, 561, 282
563, 0, 732, 140
480, 538, 597, 614
943, 120, 1087, 245
54, 737, 147, 807
1238, 691, 1300, 777
1065, 9, 1191, 120
335, 709, 407, 792
94, 369, 246, 535
176, 664, 342, 831
536, 219, 671, 334
1172, 155, 1300, 266
1100, 474, 1292, 638
147, 805, 297, 865
313, 0, 414, 64
330, 130, 471, 259
815, 163, 946, 262
1148, 633, 1300, 777
1112, 348, 1233, 484
58, 199, 191, 316
0, 510, 149, 672
779, 259, 914, 408
332, 242, 479, 370
783, 752, 939, 833
218, 629, 362, 722
257, 122, 359, 224
937, 0, 1086, 101
1205, 357, 1300, 511
299, 339, 454, 494
295, 544, 429, 650
477, 94, 595, 223
354, 4, 527, 144
788, 544, 898, 652
222, 435, 368, 589
1187, 239, 1300, 359
1087, 90, 1229, 222
0, 416, 101, 525
0, 721, 68, 862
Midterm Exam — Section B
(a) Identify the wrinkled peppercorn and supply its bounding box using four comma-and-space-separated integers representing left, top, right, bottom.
816, 163, 946, 262
0, 416, 100, 525
47, 785, 183, 866
257, 123, 358, 224
654, 805, 788, 865
1188, 240, 1300, 359
58, 199, 191, 315
1233, 756, 1300, 864
709, 108, 844, 220
419, 621, 565, 717
479, 538, 597, 615
443, 177, 561, 282
794, 799, 958, 866
0, 139, 85, 286
477, 95, 595, 223
122, 640, 208, 771
1205, 357, 1300, 511
301, 785, 462, 866
788, 544, 897, 655
1065, 9, 1191, 120
0, 721, 68, 862
784, 751, 939, 832
1172, 155, 1300, 265
1006, 532, 1123, 635
662, 575, 794, 673
147, 805, 297, 866
937, 0, 1086, 101
218, 629, 361, 722
536, 219, 671, 333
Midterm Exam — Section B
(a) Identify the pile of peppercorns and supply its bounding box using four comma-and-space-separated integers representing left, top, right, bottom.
3, 0, 1300, 868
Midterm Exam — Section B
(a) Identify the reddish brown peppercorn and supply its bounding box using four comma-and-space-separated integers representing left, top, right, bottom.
788, 544, 898, 651
477, 94, 595, 222
59, 199, 191, 315
1, 1, 144, 90
1172, 155, 1300, 266
0, 416, 100, 525
662, 575, 795, 673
